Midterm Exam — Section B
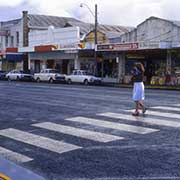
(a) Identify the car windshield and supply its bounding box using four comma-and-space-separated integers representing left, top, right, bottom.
82, 71, 94, 76
49, 70, 59, 73
81, 71, 89, 75
19, 70, 25, 74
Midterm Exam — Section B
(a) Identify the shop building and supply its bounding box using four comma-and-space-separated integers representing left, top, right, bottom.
120, 16, 180, 85
80, 25, 133, 80
96, 16, 180, 85
0, 11, 132, 75
0, 11, 92, 72
0, 18, 25, 71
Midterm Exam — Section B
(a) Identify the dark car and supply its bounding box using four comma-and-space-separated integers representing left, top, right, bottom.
0, 70, 7, 80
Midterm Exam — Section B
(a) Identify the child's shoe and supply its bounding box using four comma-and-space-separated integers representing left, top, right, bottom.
132, 111, 140, 116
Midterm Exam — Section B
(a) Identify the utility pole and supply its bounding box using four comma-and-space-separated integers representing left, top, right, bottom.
22, 11, 29, 72
80, 3, 98, 76
94, 4, 98, 76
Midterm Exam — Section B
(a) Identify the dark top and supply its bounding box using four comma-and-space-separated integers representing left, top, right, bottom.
132, 68, 144, 82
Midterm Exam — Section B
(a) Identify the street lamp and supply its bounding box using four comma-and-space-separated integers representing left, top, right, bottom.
80, 3, 98, 76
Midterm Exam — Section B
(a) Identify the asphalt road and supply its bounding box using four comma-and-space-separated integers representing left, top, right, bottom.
0, 81, 180, 180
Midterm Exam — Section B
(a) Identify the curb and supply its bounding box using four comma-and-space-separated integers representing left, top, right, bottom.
101, 83, 180, 90
0, 157, 46, 180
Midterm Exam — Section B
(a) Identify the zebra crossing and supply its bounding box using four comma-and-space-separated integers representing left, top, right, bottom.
0, 104, 180, 164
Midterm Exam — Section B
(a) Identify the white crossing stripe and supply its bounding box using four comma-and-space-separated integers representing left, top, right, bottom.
0, 128, 81, 154
99, 112, 180, 128
151, 106, 180, 112
32, 122, 123, 143
175, 104, 180, 106
145, 110, 180, 120
66, 117, 159, 134
125, 109, 180, 119
0, 146, 33, 163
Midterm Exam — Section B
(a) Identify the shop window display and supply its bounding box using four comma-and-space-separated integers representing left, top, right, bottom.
103, 59, 118, 78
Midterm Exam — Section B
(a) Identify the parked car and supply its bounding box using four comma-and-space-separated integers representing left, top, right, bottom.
66, 70, 102, 85
6, 70, 34, 81
0, 71, 7, 80
34, 69, 66, 83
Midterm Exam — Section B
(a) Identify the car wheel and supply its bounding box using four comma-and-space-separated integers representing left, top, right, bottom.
7, 76, 11, 81
84, 79, 88, 85
16, 76, 20, 81
49, 78, 54, 83
67, 79, 72, 84
36, 77, 40, 83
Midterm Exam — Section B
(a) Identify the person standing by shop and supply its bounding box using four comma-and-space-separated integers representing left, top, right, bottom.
131, 62, 147, 116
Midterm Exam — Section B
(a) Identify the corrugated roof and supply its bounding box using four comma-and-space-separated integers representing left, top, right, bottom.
1, 18, 21, 28
97, 24, 134, 34
142, 16, 180, 28
28, 14, 133, 35
28, 14, 80, 28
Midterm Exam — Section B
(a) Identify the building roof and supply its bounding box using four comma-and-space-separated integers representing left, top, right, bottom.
28, 14, 133, 36
139, 16, 180, 28
28, 14, 92, 34
1, 18, 21, 28
0, 13, 134, 38
28, 14, 80, 28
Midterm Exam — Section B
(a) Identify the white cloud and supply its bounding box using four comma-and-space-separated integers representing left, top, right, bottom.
1, 0, 180, 26
0, 0, 23, 6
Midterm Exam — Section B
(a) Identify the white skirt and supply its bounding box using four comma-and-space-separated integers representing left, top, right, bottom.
132, 82, 145, 101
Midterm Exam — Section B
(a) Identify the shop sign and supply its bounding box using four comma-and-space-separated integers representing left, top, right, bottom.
0, 30, 10, 36
171, 42, 180, 48
159, 42, 172, 49
6, 47, 18, 53
96, 43, 139, 51
64, 50, 78, 54
59, 43, 78, 49
0, 50, 6, 55
35, 45, 58, 52
139, 41, 160, 49
126, 54, 145, 59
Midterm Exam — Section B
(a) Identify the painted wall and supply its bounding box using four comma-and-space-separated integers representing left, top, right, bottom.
120, 17, 180, 45
29, 26, 80, 48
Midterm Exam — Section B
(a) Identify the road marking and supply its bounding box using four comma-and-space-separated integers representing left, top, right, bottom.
0, 146, 33, 163
66, 117, 159, 134
0, 173, 11, 180
151, 106, 180, 111
0, 128, 81, 154
144, 110, 180, 119
98, 112, 180, 128
32, 122, 123, 143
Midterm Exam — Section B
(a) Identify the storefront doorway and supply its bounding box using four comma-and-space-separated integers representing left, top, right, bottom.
34, 60, 40, 73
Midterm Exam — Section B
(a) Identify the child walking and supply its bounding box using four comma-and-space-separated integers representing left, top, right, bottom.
131, 62, 147, 116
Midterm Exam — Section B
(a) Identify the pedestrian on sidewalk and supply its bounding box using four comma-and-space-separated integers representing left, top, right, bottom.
131, 62, 147, 116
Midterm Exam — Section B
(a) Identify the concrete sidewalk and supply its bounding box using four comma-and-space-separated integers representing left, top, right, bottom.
0, 157, 46, 180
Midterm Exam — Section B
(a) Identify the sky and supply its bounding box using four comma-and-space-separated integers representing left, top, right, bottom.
0, 0, 180, 27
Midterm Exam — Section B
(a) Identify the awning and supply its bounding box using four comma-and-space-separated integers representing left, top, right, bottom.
2, 53, 24, 62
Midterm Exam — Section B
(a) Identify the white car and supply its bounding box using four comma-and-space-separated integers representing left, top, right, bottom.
6, 70, 34, 81
34, 69, 66, 83
66, 70, 102, 85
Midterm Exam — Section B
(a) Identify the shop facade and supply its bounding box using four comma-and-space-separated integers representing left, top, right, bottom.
96, 41, 180, 85
28, 50, 78, 74
0, 48, 25, 72
117, 16, 180, 85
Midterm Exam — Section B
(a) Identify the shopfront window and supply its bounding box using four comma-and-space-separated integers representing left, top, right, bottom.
80, 59, 95, 74
172, 52, 180, 77
103, 59, 118, 78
